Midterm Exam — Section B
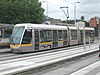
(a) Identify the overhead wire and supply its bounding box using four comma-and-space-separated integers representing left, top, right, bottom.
41, 0, 100, 20
65, 0, 100, 15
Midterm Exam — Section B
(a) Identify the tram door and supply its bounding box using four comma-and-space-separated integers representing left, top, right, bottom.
34, 29, 39, 50
21, 29, 33, 52
52, 30, 58, 48
58, 30, 63, 47
63, 30, 68, 46
89, 30, 94, 42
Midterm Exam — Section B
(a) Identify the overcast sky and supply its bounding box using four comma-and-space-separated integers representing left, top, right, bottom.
39, 0, 100, 20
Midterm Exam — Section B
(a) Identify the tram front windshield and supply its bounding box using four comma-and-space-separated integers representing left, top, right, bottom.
10, 26, 25, 44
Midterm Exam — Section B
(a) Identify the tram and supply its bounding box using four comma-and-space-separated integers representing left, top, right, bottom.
0, 24, 13, 48
10, 23, 95, 53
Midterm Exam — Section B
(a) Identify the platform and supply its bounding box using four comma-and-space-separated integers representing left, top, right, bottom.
71, 61, 100, 75
0, 43, 99, 75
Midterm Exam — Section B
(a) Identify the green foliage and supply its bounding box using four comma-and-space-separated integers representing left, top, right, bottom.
84, 21, 89, 27
0, 0, 44, 24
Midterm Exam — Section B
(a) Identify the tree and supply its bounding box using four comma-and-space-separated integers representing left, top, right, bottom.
84, 21, 89, 27
0, 0, 44, 24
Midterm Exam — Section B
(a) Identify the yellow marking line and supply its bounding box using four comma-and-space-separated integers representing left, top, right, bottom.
40, 42, 52, 45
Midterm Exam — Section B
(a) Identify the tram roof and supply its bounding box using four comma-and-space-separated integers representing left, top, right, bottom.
78, 27, 94, 30
85, 27, 94, 30
15, 23, 68, 30
68, 26, 78, 30
15, 23, 94, 30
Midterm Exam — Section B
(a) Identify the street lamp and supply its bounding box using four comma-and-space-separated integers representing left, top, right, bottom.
74, 2, 80, 24
41, 1, 48, 19
60, 6, 69, 24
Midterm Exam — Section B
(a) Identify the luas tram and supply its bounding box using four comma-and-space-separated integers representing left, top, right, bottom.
0, 25, 13, 47
10, 23, 95, 53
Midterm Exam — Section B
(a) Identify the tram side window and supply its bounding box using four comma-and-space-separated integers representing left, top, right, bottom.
71, 30, 77, 40
4, 28, 12, 38
85, 30, 89, 38
80, 30, 84, 39
53, 30, 58, 42
89, 30, 94, 38
34, 30, 39, 44
40, 30, 52, 42
40, 30, 44, 42
21, 29, 32, 44
58, 30, 63, 41
63, 30, 67, 40
80, 30, 83, 36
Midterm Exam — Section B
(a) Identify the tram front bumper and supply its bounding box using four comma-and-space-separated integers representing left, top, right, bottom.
10, 44, 22, 53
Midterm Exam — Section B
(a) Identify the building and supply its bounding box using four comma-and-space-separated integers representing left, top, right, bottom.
89, 18, 100, 37
48, 18, 61, 25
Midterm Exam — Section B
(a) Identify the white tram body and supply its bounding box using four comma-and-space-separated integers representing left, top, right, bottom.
10, 23, 95, 53
68, 26, 79, 45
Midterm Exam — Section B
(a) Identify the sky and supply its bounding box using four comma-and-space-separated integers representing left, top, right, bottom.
39, 0, 100, 20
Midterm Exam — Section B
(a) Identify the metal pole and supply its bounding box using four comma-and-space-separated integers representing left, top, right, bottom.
89, 36, 90, 49
74, 2, 80, 25
60, 7, 69, 24
84, 27, 86, 50
74, 2, 76, 24
66, 7, 69, 24
42, 1, 48, 19
47, 2, 48, 19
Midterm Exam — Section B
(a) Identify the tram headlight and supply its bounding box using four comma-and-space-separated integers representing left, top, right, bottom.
10, 44, 20, 48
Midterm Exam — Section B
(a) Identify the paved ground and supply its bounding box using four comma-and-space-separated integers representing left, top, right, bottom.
71, 60, 100, 75
36, 52, 99, 75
